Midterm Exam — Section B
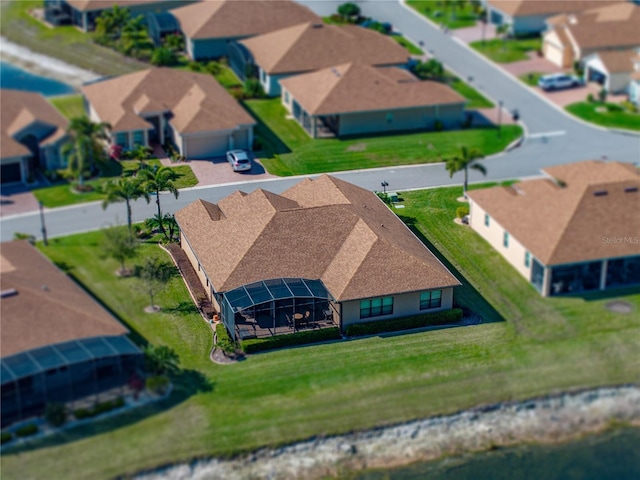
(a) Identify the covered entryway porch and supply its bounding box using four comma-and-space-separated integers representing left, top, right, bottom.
219, 278, 338, 340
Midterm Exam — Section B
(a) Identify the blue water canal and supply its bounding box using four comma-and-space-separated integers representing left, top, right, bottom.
1, 60, 74, 96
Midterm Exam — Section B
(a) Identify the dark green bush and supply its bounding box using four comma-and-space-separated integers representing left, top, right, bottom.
216, 323, 237, 354
456, 206, 469, 219
1, 431, 13, 444
242, 327, 342, 354
345, 309, 463, 337
74, 397, 125, 420
74, 407, 92, 420
45, 403, 68, 427
434, 120, 444, 131
15, 423, 38, 438
146, 375, 170, 395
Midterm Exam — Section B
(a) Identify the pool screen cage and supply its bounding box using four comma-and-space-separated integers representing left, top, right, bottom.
220, 278, 336, 340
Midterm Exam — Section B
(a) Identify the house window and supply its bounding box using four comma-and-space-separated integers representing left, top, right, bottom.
420, 290, 442, 310
284, 91, 290, 104
525, 251, 530, 268
386, 113, 394, 124
484, 214, 490, 227
114, 132, 128, 149
360, 296, 393, 318
132, 130, 145, 146
260, 69, 266, 83
503, 231, 509, 248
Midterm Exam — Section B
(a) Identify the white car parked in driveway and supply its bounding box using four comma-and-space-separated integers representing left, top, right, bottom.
537, 73, 582, 91
226, 149, 252, 172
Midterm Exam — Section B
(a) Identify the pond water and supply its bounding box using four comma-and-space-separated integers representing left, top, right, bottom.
1, 60, 74, 96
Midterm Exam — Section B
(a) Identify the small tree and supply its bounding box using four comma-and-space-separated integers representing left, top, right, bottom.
445, 146, 486, 197
144, 344, 180, 375
337, 2, 360, 21
139, 165, 180, 238
102, 226, 139, 276
137, 256, 173, 311
496, 23, 510, 51
598, 87, 608, 104
145, 213, 179, 243
102, 177, 149, 232
411, 59, 444, 81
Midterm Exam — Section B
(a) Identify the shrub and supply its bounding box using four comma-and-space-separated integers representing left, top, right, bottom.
345, 309, 464, 336
586, 93, 595, 103
45, 403, 67, 427
13, 232, 36, 244
188, 61, 203, 72
337, 2, 360, 19
606, 103, 624, 113
434, 120, 444, 132
1, 431, 13, 444
456, 206, 469, 219
205, 61, 221, 75
15, 423, 39, 438
242, 327, 342, 354
598, 88, 608, 104
243, 78, 266, 99
74, 397, 125, 420
252, 137, 264, 151
216, 323, 237, 354
74, 407, 93, 420
620, 100, 638, 113
146, 375, 170, 395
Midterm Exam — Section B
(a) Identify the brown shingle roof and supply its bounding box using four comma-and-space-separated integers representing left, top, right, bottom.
176, 176, 459, 301
488, 0, 620, 17
240, 23, 408, 75
82, 68, 255, 134
0, 89, 68, 160
596, 49, 637, 73
280, 63, 465, 116
0, 241, 129, 357
549, 3, 640, 51
467, 161, 640, 266
171, 0, 319, 40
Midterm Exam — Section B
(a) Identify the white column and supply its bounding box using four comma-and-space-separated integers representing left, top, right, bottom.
247, 127, 253, 149
541, 266, 552, 297
600, 259, 608, 291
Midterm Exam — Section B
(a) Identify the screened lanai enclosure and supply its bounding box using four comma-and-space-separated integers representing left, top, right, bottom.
0, 336, 143, 427
219, 278, 337, 340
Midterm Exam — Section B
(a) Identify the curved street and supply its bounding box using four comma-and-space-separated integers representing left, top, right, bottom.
1, 0, 638, 242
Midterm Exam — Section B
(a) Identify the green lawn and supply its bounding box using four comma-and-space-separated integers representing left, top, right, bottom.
566, 102, 640, 132
2, 184, 637, 479
391, 34, 423, 55
246, 98, 521, 176
33, 160, 198, 208
0, 0, 147, 76
407, 1, 480, 29
470, 38, 542, 63
446, 74, 494, 109
519, 71, 545, 87
50, 94, 85, 120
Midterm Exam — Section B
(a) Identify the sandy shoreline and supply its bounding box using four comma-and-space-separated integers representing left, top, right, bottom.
135, 385, 640, 480
0, 36, 100, 89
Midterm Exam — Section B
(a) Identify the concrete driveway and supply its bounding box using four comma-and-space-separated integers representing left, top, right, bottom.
177, 155, 276, 187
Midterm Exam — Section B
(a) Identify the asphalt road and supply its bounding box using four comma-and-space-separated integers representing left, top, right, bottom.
1, 0, 638, 242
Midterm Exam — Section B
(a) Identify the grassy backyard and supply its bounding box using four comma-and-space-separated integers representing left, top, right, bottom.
246, 98, 521, 176
566, 102, 640, 132
470, 37, 542, 63
2, 184, 637, 479
0, 0, 147, 76
407, 0, 480, 29
50, 94, 85, 119
33, 160, 198, 208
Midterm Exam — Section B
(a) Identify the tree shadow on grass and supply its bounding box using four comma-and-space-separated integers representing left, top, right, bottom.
163, 300, 199, 316
397, 213, 505, 324
3, 369, 214, 455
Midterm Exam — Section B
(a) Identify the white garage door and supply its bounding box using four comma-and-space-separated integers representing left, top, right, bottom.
184, 134, 229, 159
544, 41, 564, 67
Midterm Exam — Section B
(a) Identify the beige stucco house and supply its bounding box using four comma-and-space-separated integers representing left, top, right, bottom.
1, 89, 69, 185
583, 49, 640, 95
82, 68, 256, 159
543, 2, 640, 68
236, 22, 408, 96
171, 0, 319, 61
175, 175, 460, 340
279, 63, 465, 138
467, 161, 640, 297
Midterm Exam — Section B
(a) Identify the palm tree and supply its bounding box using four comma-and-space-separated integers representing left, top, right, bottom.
139, 165, 179, 237
63, 116, 111, 187
102, 177, 149, 232
145, 213, 178, 243
445, 146, 486, 197
121, 15, 153, 58
144, 344, 180, 375
163, 33, 184, 53
95, 4, 130, 43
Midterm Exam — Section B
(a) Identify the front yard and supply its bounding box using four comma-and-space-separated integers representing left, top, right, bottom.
470, 37, 542, 63
2, 184, 637, 479
245, 98, 521, 176
407, 0, 480, 29
566, 102, 640, 132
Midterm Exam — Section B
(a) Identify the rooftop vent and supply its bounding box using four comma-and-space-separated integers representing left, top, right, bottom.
312, 23, 323, 29
331, 68, 341, 77
1, 289, 18, 298
568, 14, 577, 25
593, 190, 608, 197
624, 186, 638, 193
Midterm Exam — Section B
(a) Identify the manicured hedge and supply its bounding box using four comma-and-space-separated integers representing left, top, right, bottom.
242, 327, 342, 354
216, 323, 237, 354
345, 309, 463, 337
15, 423, 39, 438
74, 397, 125, 420
1, 431, 13, 444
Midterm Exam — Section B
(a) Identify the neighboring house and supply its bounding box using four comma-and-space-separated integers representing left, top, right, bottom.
175, 175, 460, 340
82, 68, 256, 159
583, 49, 639, 94
171, 0, 319, 61
279, 63, 466, 138
236, 22, 409, 96
467, 160, 640, 297
487, 0, 619, 35
1, 89, 69, 185
630, 55, 640, 106
543, 3, 640, 68
43, 0, 194, 31
0, 240, 143, 427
